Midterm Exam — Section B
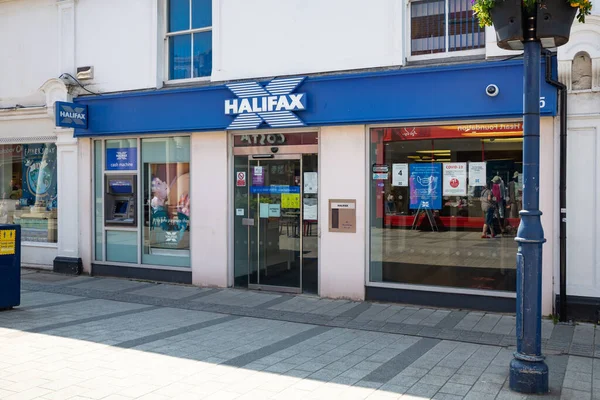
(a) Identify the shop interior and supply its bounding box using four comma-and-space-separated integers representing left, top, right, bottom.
370, 126, 523, 292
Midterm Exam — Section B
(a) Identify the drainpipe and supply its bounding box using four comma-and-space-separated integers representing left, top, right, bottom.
543, 50, 568, 322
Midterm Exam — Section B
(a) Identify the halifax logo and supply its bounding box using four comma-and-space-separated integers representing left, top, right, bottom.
224, 77, 307, 130
55, 102, 88, 129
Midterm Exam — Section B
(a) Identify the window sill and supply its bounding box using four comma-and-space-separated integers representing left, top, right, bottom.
164, 76, 212, 88
407, 49, 486, 66
569, 88, 600, 94
22, 241, 58, 248
366, 281, 516, 298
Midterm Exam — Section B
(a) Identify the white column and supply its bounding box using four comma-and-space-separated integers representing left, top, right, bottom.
319, 125, 367, 300
190, 131, 229, 287
77, 138, 92, 273
57, 0, 76, 76
540, 117, 556, 316
55, 127, 80, 261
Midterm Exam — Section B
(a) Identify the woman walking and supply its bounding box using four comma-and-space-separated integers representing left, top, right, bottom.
480, 182, 496, 238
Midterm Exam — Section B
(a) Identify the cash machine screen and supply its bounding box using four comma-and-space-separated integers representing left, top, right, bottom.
114, 200, 129, 215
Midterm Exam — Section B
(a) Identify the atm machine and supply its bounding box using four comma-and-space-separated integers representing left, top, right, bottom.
105, 175, 137, 226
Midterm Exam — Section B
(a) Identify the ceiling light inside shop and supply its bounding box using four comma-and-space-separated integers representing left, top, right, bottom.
482, 138, 523, 143
415, 150, 451, 154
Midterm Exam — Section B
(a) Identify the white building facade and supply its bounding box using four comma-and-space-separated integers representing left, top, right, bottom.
1, 0, 597, 319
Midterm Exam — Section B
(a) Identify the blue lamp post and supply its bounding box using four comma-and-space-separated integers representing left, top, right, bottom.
487, 0, 577, 393
509, 15, 548, 393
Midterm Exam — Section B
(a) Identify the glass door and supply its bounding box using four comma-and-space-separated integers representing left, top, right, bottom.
248, 156, 302, 292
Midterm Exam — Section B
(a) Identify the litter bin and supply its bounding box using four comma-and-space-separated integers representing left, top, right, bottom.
0, 224, 20, 309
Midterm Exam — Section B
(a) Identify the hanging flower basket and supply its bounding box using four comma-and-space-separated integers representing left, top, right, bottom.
536, 0, 577, 47
472, 0, 592, 50
488, 0, 525, 50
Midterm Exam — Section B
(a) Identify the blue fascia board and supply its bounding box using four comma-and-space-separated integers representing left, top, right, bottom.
74, 58, 558, 137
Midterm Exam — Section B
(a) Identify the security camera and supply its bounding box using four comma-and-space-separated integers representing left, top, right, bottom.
271, 147, 279, 153
486, 84, 499, 97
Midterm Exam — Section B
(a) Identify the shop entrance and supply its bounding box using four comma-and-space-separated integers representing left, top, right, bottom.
248, 156, 301, 291
233, 134, 318, 294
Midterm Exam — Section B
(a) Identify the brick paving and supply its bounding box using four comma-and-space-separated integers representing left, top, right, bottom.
0, 270, 598, 399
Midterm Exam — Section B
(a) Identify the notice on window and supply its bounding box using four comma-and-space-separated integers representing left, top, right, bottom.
392, 163, 408, 187
268, 204, 281, 218
409, 163, 442, 210
259, 203, 269, 218
252, 166, 264, 186
443, 162, 467, 196
0, 229, 15, 255
303, 198, 318, 220
468, 162, 486, 187
304, 172, 318, 194
372, 173, 388, 180
281, 193, 300, 209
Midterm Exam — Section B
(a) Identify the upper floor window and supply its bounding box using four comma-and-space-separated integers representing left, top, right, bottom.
410, 0, 484, 57
167, 0, 212, 80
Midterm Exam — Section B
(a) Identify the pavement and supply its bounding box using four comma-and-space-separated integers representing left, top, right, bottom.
0, 270, 598, 400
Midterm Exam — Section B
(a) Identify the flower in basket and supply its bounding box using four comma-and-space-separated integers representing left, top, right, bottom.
568, 0, 593, 22
472, 0, 593, 27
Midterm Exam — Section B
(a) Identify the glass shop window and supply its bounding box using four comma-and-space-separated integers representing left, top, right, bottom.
0, 143, 58, 243
141, 137, 191, 267
369, 124, 524, 292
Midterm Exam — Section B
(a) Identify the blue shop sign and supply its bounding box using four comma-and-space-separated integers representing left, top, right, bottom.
106, 148, 137, 171
73, 58, 559, 137
55, 101, 88, 129
409, 163, 442, 210
250, 185, 301, 194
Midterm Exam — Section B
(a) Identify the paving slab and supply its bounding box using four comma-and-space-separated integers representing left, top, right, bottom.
4, 270, 598, 400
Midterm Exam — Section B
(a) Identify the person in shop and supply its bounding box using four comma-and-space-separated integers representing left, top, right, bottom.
480, 182, 497, 238
491, 175, 506, 234
508, 171, 521, 218
7, 179, 21, 200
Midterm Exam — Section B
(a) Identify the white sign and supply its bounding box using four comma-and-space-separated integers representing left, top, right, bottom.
303, 198, 318, 220
268, 204, 281, 218
225, 94, 306, 115
468, 162, 486, 187
392, 163, 408, 187
236, 208, 244, 216
254, 166, 263, 176
304, 172, 318, 194
372, 173, 388, 180
259, 203, 269, 218
443, 162, 467, 196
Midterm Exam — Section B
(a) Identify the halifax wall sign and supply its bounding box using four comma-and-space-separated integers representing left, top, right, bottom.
225, 77, 307, 130
55, 101, 88, 129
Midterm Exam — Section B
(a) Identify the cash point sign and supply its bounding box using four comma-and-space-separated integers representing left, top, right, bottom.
225, 77, 307, 130
55, 101, 88, 129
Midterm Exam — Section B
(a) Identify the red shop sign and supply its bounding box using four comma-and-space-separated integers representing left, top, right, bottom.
373, 122, 523, 142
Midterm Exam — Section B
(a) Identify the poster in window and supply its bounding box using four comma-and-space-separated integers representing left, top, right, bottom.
304, 172, 318, 194
442, 162, 467, 196
468, 162, 486, 187
21, 143, 57, 210
148, 163, 190, 251
392, 163, 408, 187
409, 163, 442, 210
